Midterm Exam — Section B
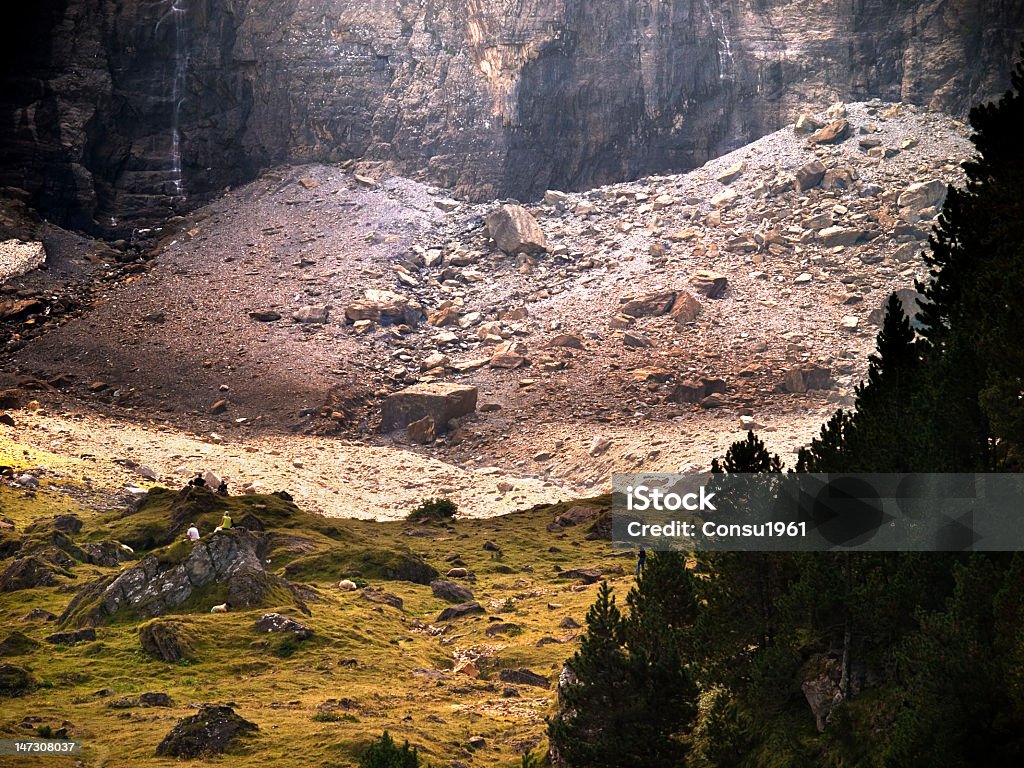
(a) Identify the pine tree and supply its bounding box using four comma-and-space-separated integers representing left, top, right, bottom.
711, 430, 783, 474
548, 572, 697, 767
798, 293, 922, 471
914, 44, 1024, 469
359, 731, 421, 768
547, 582, 631, 768
699, 433, 791, 680
796, 408, 854, 472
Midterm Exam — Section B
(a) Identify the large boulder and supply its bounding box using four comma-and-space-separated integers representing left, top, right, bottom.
818, 226, 864, 247
345, 289, 422, 326
437, 601, 486, 621
81, 541, 134, 567
554, 505, 603, 527
361, 588, 404, 610
794, 159, 827, 191
897, 179, 947, 212
45, 628, 96, 645
155, 705, 258, 759
779, 364, 833, 393
562, 568, 603, 584
60, 529, 305, 626
485, 204, 546, 254
0, 239, 46, 283
689, 270, 729, 299
665, 380, 707, 404
619, 291, 676, 317
809, 118, 849, 144
499, 668, 550, 688
670, 292, 702, 324
430, 579, 474, 603
139, 619, 197, 662
381, 382, 478, 433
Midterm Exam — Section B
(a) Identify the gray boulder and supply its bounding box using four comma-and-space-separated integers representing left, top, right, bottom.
437, 601, 486, 621
430, 579, 474, 603
45, 628, 96, 645
0, 556, 61, 592
360, 588, 404, 611
499, 668, 550, 688
155, 705, 258, 759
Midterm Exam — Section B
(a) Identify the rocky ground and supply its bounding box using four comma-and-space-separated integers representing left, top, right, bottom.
1, 100, 972, 519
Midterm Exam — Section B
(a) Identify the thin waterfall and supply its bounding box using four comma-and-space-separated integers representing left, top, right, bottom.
702, 0, 736, 83
156, 0, 187, 198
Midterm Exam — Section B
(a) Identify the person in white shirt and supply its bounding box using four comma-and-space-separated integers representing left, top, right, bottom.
185, 524, 200, 542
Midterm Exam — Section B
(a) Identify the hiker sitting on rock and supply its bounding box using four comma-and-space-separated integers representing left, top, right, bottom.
214, 512, 232, 532
188, 473, 206, 488
184, 523, 200, 542
210, 602, 231, 614
217, 481, 228, 497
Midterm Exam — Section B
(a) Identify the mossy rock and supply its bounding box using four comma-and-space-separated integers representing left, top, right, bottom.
25, 514, 83, 535
0, 631, 41, 656
90, 487, 337, 554
0, 663, 34, 697
155, 704, 258, 758
139, 618, 198, 662
0, 532, 23, 560
0, 555, 63, 592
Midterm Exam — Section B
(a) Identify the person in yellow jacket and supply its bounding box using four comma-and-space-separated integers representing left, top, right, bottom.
214, 512, 232, 532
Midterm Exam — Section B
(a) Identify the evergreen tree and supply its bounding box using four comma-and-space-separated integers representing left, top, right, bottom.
699, 433, 793, 687
914, 45, 1024, 469
547, 582, 632, 768
711, 430, 783, 474
796, 408, 854, 472
359, 731, 421, 768
798, 293, 922, 471
884, 555, 1024, 766
549, 570, 697, 767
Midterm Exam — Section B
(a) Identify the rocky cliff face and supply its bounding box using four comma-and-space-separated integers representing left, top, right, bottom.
3, 0, 1023, 233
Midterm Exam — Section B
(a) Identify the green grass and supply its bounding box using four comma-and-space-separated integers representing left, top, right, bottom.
0, 482, 621, 767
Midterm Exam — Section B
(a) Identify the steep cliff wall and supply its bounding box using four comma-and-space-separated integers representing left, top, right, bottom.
3, 0, 1023, 233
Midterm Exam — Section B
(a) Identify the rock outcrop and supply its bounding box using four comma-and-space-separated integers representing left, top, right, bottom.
155, 705, 258, 759
0, 556, 62, 592
3, 2, 1022, 232
59, 529, 305, 626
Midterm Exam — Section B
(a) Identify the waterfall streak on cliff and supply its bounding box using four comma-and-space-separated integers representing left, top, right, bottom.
156, 0, 187, 198
702, 0, 736, 83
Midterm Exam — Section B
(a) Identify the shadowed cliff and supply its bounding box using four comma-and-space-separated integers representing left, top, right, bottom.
2, 0, 1023, 233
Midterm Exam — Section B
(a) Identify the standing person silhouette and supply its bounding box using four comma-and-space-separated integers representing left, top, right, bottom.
636, 546, 647, 578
